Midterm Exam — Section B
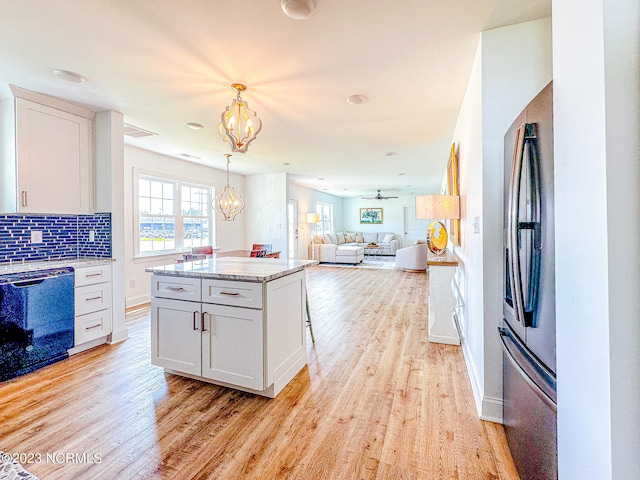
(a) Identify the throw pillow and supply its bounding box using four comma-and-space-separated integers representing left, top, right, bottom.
323, 234, 332, 244
344, 232, 354, 242
383, 233, 394, 244
355, 233, 364, 243
335, 232, 345, 244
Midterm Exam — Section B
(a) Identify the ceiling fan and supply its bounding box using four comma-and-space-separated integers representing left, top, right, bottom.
361, 190, 398, 200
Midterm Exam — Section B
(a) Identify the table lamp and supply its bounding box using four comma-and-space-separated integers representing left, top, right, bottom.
415, 195, 460, 256
306, 213, 321, 260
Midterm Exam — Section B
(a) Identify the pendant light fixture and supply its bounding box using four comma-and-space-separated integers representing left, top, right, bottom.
213, 154, 245, 221
219, 83, 262, 154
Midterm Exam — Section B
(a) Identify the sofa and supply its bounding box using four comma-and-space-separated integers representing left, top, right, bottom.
309, 231, 402, 263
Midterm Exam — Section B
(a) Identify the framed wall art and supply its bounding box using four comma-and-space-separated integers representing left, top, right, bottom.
360, 208, 383, 224
447, 143, 461, 246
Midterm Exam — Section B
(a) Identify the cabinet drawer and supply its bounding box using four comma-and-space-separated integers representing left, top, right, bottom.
151, 275, 201, 302
75, 264, 111, 286
202, 279, 263, 309
75, 308, 112, 345
75, 283, 113, 316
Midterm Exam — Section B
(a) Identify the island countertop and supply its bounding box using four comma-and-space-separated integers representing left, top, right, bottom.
145, 256, 318, 283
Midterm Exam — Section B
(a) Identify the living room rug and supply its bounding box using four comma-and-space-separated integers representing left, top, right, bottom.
0, 452, 39, 480
316, 256, 397, 270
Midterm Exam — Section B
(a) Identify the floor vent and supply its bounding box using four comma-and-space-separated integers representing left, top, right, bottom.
124, 123, 158, 138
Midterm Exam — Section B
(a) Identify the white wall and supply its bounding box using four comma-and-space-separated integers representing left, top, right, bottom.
123, 146, 246, 308
288, 183, 343, 259
95, 110, 128, 343
451, 17, 552, 421
245, 173, 288, 254
553, 0, 640, 477
450, 42, 486, 415
342, 194, 431, 249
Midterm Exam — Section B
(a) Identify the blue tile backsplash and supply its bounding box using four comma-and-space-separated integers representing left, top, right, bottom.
0, 213, 111, 264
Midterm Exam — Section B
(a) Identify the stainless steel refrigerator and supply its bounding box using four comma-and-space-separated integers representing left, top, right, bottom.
499, 82, 556, 480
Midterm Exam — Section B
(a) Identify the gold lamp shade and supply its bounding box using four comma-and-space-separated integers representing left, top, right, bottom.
415, 195, 460, 255
306, 213, 321, 223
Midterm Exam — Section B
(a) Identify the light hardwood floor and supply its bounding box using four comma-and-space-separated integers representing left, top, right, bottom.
0, 266, 518, 480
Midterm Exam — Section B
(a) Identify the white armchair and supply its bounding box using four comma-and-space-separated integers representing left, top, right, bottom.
395, 242, 428, 272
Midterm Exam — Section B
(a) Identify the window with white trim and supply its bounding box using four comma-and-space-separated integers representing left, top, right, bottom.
316, 202, 333, 235
137, 173, 214, 256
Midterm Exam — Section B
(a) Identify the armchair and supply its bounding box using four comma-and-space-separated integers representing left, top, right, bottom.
395, 242, 428, 272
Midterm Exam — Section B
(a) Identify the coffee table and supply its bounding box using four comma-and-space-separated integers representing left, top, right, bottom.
364, 245, 383, 260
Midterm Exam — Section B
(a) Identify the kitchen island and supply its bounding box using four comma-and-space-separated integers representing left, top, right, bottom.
146, 257, 317, 398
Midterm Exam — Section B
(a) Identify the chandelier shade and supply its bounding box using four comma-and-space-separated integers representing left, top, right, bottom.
219, 83, 262, 154
213, 154, 245, 221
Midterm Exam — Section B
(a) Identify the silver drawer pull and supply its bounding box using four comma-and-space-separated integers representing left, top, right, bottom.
167, 286, 187, 292
85, 273, 102, 278
220, 291, 239, 296
86, 324, 102, 330
86, 296, 102, 301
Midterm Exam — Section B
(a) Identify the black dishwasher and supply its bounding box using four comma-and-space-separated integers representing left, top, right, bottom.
0, 267, 75, 382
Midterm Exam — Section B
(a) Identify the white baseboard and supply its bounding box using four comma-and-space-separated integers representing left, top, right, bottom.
480, 395, 504, 423
109, 326, 129, 344
126, 293, 150, 309
461, 339, 484, 415
461, 338, 504, 424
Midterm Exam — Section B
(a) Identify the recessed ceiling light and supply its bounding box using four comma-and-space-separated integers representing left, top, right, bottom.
346, 94, 367, 105
318, 178, 325, 181
280, 162, 290, 166
187, 122, 203, 130
383, 151, 396, 157
281, 0, 317, 19
398, 172, 406, 176
52, 69, 86, 83
343, 188, 348, 191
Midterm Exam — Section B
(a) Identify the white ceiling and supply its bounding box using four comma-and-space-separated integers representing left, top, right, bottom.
0, 0, 550, 198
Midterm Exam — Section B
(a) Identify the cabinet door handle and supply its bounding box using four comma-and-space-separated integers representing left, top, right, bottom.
168, 286, 187, 292
86, 323, 102, 330
201, 312, 207, 332
193, 311, 199, 331
220, 291, 239, 296
21, 191, 27, 207
85, 296, 102, 301
85, 273, 102, 278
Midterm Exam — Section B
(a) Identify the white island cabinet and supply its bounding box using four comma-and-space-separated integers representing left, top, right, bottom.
147, 257, 316, 398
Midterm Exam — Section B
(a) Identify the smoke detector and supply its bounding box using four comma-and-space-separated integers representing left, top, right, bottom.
281, 0, 317, 19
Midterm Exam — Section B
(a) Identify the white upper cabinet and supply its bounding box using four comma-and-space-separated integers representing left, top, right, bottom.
0, 87, 95, 214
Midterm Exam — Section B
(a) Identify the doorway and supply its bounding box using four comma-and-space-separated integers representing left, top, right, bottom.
287, 199, 298, 260
403, 206, 428, 247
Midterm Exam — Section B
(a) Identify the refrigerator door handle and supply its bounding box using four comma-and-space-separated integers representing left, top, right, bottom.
507, 124, 526, 325
522, 127, 542, 324
499, 326, 556, 411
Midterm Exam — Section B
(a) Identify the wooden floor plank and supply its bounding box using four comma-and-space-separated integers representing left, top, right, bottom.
0, 265, 517, 479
